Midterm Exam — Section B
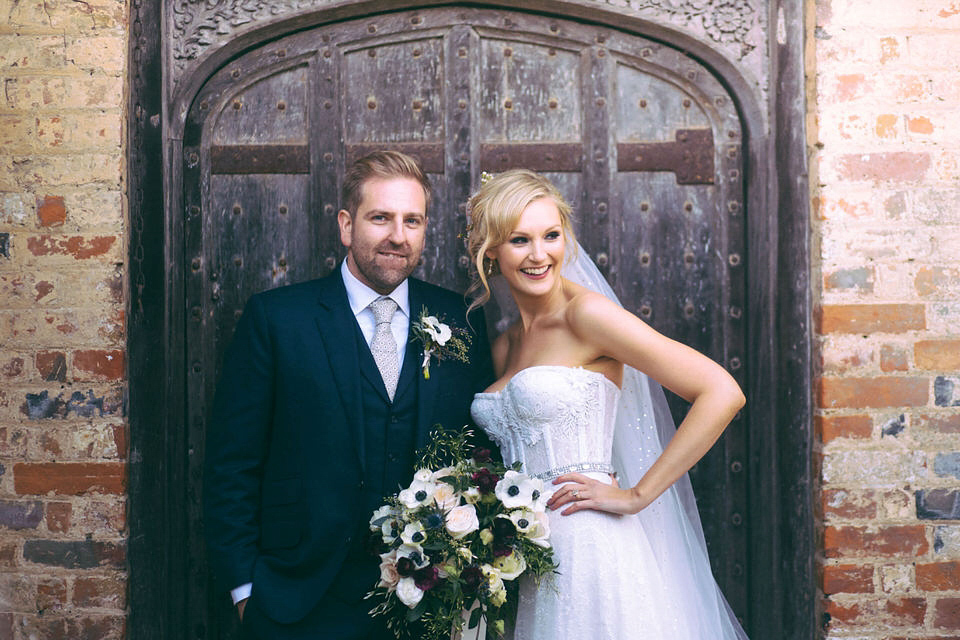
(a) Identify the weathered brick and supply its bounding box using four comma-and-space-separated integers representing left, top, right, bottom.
36, 351, 67, 382
37, 577, 67, 612
935, 376, 960, 407
0, 499, 43, 530
915, 340, 960, 370
73, 575, 125, 609
934, 597, 960, 630
917, 489, 960, 520
916, 267, 960, 298
823, 564, 874, 594
824, 267, 874, 292
917, 562, 960, 591
25, 423, 124, 460
822, 451, 925, 484
819, 304, 925, 333
920, 412, 960, 434
46, 501, 71, 533
13, 462, 125, 495
819, 377, 928, 409
25, 234, 118, 261
824, 525, 929, 558
22, 539, 125, 569
72, 498, 125, 535
1, 153, 122, 189
18, 386, 124, 421
835, 152, 931, 182
824, 596, 927, 628
0, 573, 39, 610
934, 453, 960, 480
73, 349, 124, 381
879, 344, 909, 372
823, 489, 878, 520
879, 564, 913, 594
2, 75, 124, 111
818, 414, 873, 443
36, 195, 66, 227
0, 354, 25, 379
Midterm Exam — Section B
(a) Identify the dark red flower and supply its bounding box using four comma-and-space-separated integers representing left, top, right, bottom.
413, 565, 440, 591
493, 545, 514, 558
396, 556, 415, 577
472, 467, 499, 494
461, 566, 483, 594
472, 447, 492, 463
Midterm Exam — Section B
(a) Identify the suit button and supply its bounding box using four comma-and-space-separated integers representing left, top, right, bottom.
357, 480, 364, 490
345, 536, 352, 546
388, 454, 397, 463
390, 416, 399, 424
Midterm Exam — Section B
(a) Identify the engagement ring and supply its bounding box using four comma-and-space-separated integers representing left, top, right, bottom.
572, 490, 580, 499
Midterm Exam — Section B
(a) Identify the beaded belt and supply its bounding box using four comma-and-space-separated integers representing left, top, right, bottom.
531, 462, 615, 480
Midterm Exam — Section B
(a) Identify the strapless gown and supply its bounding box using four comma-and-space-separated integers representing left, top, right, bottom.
471, 365, 746, 640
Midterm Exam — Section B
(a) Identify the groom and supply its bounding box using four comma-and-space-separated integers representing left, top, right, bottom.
203, 151, 493, 639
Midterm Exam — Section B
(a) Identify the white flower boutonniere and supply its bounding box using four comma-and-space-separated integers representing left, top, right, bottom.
411, 307, 471, 379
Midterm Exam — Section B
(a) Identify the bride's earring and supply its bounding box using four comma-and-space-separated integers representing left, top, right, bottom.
485, 257, 495, 276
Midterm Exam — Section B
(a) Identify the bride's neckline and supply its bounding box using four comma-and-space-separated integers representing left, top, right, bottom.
476, 364, 621, 397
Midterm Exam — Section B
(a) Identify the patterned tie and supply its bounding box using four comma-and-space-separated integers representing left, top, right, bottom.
369, 296, 400, 401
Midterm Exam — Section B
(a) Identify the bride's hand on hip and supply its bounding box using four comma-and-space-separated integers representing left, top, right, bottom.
548, 472, 645, 516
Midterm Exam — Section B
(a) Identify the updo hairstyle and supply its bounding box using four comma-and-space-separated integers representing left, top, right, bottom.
465, 169, 576, 310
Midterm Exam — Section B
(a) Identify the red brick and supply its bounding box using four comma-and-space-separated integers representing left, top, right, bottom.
14, 462, 126, 495
880, 344, 909, 372
823, 564, 874, 594
819, 377, 928, 409
823, 489, 878, 520
35, 280, 54, 301
907, 116, 934, 134
37, 577, 67, 611
819, 304, 925, 333
818, 414, 873, 443
36, 351, 67, 382
36, 195, 66, 227
46, 501, 71, 533
918, 562, 960, 591
825, 598, 860, 624
0, 542, 17, 568
1, 356, 24, 379
112, 424, 126, 460
885, 597, 927, 625
876, 114, 898, 138
922, 413, 960, 433
836, 152, 931, 182
73, 576, 125, 609
916, 340, 960, 371
25, 235, 116, 260
72, 350, 124, 381
824, 525, 929, 558
934, 598, 960, 630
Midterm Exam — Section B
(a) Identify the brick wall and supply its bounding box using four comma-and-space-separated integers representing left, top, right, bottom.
812, 0, 960, 637
0, 2, 128, 638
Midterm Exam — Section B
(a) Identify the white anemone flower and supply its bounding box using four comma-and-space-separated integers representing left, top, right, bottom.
401, 521, 428, 546
507, 509, 538, 534
398, 476, 438, 509
422, 316, 452, 346
494, 470, 538, 509
526, 511, 552, 549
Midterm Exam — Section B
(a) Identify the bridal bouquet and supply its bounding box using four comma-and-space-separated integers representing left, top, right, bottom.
367, 428, 557, 639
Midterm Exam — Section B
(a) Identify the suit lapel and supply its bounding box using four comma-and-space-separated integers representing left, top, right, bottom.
409, 280, 440, 449
314, 272, 367, 472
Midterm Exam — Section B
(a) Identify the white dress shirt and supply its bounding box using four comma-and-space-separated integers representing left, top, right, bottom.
230, 264, 411, 606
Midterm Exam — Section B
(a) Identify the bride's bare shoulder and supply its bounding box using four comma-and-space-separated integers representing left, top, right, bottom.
564, 288, 630, 335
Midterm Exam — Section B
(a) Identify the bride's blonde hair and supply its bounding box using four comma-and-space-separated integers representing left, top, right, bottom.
465, 169, 576, 312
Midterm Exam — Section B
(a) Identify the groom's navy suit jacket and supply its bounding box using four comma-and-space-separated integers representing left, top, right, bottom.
203, 269, 493, 627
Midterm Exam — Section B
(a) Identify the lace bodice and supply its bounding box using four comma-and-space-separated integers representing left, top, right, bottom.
471, 366, 620, 478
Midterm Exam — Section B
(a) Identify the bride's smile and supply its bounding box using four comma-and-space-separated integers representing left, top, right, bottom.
486, 197, 566, 300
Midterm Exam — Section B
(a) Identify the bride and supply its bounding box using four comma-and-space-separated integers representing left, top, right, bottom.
466, 169, 749, 639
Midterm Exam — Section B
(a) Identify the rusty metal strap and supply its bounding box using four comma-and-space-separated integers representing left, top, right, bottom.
210, 144, 310, 174
617, 129, 715, 185
346, 142, 445, 173
480, 143, 583, 172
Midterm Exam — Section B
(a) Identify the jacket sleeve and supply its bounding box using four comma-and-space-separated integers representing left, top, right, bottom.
203, 293, 275, 593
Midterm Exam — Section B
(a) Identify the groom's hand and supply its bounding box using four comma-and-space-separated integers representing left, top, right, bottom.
237, 598, 248, 621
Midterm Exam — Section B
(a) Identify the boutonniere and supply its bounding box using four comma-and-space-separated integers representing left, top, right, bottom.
410, 307, 471, 379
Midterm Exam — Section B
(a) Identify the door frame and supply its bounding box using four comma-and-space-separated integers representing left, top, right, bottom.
127, 1, 813, 637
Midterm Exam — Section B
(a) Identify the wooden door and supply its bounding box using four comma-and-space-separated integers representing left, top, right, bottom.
183, 8, 749, 636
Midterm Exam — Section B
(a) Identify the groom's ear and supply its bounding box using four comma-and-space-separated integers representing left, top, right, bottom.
337, 209, 353, 248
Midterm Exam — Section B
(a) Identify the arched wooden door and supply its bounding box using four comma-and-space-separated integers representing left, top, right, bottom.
183, 7, 749, 637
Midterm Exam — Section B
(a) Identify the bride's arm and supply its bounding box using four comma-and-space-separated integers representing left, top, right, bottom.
549, 292, 745, 516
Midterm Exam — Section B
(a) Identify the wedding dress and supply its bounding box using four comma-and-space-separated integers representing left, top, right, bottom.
471, 366, 747, 639
468, 243, 747, 639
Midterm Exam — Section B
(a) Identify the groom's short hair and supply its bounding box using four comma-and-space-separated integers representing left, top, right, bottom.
342, 150, 432, 216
